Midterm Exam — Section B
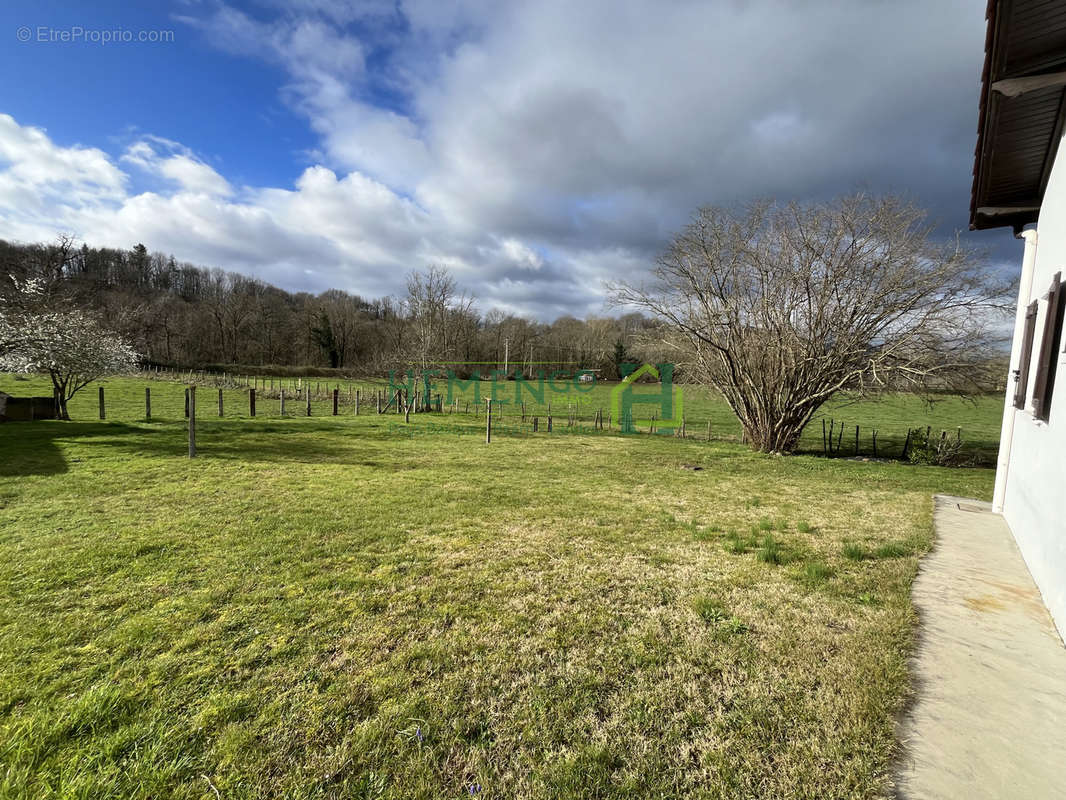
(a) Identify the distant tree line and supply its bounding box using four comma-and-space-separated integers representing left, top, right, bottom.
0, 237, 660, 379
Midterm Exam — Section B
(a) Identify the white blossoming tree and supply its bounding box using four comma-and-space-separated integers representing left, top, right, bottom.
1, 276, 138, 420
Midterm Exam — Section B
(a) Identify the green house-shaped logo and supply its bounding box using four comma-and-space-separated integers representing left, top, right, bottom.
610, 363, 683, 432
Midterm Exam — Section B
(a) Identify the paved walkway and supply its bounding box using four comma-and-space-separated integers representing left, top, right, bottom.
894, 495, 1066, 799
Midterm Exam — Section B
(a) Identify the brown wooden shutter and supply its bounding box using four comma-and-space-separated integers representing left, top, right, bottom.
1015, 300, 1039, 409
1033, 272, 1065, 421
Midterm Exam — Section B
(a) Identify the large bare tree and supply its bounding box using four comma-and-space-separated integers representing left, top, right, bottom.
611, 194, 1009, 453
404, 266, 476, 370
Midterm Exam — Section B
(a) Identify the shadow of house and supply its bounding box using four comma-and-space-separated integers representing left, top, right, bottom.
0, 392, 59, 422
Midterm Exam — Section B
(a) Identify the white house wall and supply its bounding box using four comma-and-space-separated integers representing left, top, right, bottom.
1002, 131, 1066, 643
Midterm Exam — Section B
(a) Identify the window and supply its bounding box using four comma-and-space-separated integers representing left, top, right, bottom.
1015, 300, 1039, 409
1032, 272, 1065, 422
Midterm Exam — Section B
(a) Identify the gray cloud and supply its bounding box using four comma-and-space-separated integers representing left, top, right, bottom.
1, 1, 1015, 321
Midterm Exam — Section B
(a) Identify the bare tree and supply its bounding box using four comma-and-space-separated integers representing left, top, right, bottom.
611, 194, 1010, 453
404, 266, 475, 370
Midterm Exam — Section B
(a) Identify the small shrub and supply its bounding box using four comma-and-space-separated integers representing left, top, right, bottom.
693, 596, 729, 624
796, 521, 812, 534
756, 534, 782, 565
906, 428, 966, 467
724, 617, 749, 635
758, 517, 773, 531
842, 542, 869, 561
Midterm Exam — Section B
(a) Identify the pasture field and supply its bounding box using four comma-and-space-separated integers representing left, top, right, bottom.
8, 371, 1004, 462
0, 375, 995, 798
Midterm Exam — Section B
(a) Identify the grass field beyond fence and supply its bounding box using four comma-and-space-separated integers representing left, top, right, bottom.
4, 371, 1004, 463
0, 374, 996, 798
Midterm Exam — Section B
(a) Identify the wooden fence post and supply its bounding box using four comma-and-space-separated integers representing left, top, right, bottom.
822, 419, 827, 456
355, 390, 360, 415
188, 386, 197, 458
855, 425, 859, 456
280, 388, 286, 415
306, 390, 312, 416
533, 416, 539, 432
184, 388, 190, 419
218, 387, 224, 417
145, 387, 151, 420
333, 388, 339, 416
250, 388, 256, 417
872, 430, 878, 458
97, 386, 105, 419
547, 414, 553, 432
486, 399, 492, 443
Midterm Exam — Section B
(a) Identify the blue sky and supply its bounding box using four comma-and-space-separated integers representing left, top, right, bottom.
0, 0, 1014, 319
0, 1, 315, 188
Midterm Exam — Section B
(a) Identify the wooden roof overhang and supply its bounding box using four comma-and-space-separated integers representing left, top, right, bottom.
970, 0, 1066, 233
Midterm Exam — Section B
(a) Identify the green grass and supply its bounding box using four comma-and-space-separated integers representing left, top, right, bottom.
755, 534, 783, 565
17, 370, 1004, 463
843, 543, 871, 561
801, 562, 834, 585
0, 374, 996, 798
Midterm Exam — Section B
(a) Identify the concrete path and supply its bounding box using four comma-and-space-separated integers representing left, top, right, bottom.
894, 495, 1066, 799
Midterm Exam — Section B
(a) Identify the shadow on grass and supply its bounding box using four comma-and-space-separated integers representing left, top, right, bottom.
0, 418, 412, 475
0, 421, 149, 477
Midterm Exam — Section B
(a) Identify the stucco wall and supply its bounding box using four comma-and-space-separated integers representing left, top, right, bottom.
1002, 132, 1066, 643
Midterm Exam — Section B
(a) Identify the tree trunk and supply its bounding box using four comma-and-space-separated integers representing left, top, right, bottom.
742, 415, 807, 454
50, 374, 71, 420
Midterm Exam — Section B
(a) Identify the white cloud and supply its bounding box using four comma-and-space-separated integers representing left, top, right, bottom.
0, 0, 997, 319
0, 113, 601, 314
0, 114, 126, 238
122, 137, 233, 197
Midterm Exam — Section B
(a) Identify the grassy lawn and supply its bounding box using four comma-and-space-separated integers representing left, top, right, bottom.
0, 375, 995, 798
12, 371, 1004, 462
